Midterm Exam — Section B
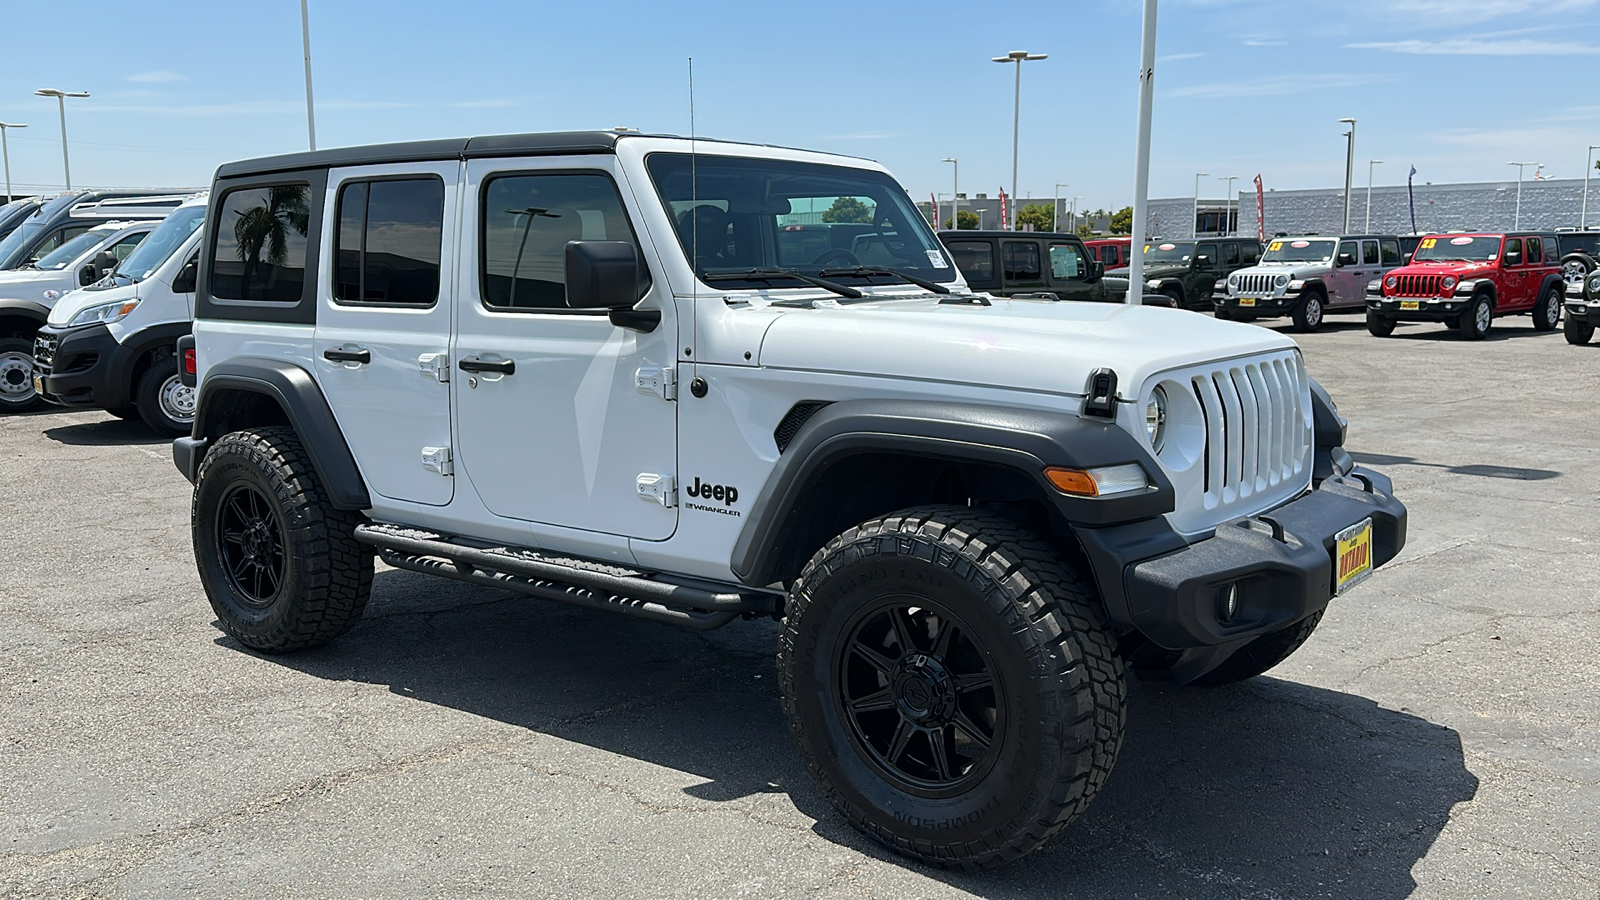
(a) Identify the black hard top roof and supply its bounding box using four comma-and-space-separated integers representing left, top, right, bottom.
939, 231, 1089, 240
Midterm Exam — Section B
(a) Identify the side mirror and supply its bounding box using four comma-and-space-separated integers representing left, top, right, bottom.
1336, 252, 1356, 267
1086, 259, 1104, 283
565, 240, 657, 331
1195, 254, 1213, 268
81, 249, 118, 285
1503, 252, 1522, 267
171, 259, 198, 293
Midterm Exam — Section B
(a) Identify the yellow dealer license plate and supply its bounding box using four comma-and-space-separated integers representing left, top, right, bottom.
1400, 300, 1419, 311
1239, 297, 1256, 307
1335, 518, 1373, 594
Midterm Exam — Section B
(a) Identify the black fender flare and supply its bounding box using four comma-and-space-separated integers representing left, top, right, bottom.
0, 297, 49, 333
1538, 272, 1567, 299
729, 398, 1174, 586
180, 358, 370, 510
104, 321, 192, 410
1297, 278, 1329, 298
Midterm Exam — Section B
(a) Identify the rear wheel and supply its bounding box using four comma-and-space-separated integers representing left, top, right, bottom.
1532, 284, 1562, 332
135, 354, 197, 437
0, 337, 41, 413
780, 505, 1125, 869
1565, 316, 1595, 345
1366, 310, 1396, 337
1458, 294, 1492, 340
1193, 610, 1325, 686
1290, 290, 1325, 332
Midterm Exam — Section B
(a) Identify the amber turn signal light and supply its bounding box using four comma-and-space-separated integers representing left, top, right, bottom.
1044, 467, 1100, 497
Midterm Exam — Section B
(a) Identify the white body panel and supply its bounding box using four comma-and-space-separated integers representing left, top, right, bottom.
47, 220, 206, 340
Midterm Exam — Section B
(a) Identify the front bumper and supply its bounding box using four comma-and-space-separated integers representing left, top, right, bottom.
1215, 293, 1294, 316
1566, 301, 1598, 323
1076, 465, 1406, 649
33, 323, 126, 409
1367, 296, 1470, 323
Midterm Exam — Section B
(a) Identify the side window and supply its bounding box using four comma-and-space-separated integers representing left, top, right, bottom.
1099, 245, 1118, 266
1381, 239, 1401, 265
1504, 238, 1523, 264
210, 183, 312, 302
1002, 241, 1042, 281
333, 177, 445, 306
1240, 241, 1259, 265
1524, 236, 1542, 264
1195, 243, 1218, 267
482, 172, 638, 311
1362, 240, 1380, 265
946, 240, 995, 283
1220, 242, 1240, 266
1337, 240, 1358, 263
1048, 243, 1085, 280
1544, 236, 1560, 264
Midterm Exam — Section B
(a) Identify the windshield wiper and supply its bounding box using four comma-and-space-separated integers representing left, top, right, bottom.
817, 266, 951, 295
703, 268, 862, 299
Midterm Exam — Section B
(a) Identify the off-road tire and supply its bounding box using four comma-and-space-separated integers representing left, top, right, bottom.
1160, 286, 1185, 309
1366, 310, 1396, 337
1458, 294, 1492, 340
193, 426, 372, 653
0, 336, 42, 413
135, 354, 195, 437
1565, 316, 1595, 346
1193, 610, 1325, 686
1532, 284, 1562, 332
779, 505, 1126, 869
1291, 289, 1325, 333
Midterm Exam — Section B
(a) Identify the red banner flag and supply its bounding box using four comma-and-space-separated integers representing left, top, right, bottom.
931, 192, 939, 228
1254, 174, 1265, 243
998, 188, 1009, 231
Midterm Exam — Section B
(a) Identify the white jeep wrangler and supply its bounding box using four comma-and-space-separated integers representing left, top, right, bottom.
175, 131, 1407, 869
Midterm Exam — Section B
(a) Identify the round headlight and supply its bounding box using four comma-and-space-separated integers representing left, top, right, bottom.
1227, 274, 1239, 286
1274, 274, 1290, 288
1441, 275, 1458, 292
1588, 272, 1600, 294
1384, 275, 1398, 289
1146, 387, 1168, 450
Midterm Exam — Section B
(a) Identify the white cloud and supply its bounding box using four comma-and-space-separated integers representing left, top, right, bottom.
125, 70, 187, 83
1387, 0, 1598, 24
1347, 36, 1600, 55
1166, 73, 1382, 98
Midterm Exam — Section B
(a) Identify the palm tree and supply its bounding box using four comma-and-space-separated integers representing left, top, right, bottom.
233, 185, 310, 293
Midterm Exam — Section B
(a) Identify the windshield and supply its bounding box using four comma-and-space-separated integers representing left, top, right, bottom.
1142, 241, 1195, 264
34, 229, 115, 271
645, 153, 956, 288
116, 204, 205, 282
1412, 235, 1501, 262
0, 221, 45, 269
1262, 238, 1335, 263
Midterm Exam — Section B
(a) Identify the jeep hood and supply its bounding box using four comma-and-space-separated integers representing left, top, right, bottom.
1141, 264, 1190, 279
757, 298, 1297, 399
1232, 262, 1328, 279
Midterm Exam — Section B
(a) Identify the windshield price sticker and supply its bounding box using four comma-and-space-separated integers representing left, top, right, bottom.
1268, 242, 1283, 251
1420, 238, 1438, 249
926, 249, 949, 269
1291, 241, 1310, 248
1158, 243, 1176, 251
1450, 237, 1475, 245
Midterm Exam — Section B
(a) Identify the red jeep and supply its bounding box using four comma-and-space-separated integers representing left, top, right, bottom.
1366, 232, 1565, 339
1084, 237, 1132, 271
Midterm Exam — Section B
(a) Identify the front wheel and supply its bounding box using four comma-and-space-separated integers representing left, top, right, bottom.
1366, 310, 1396, 337
1458, 294, 1492, 340
780, 506, 1126, 869
193, 426, 373, 653
136, 354, 197, 437
0, 336, 42, 413
1291, 290, 1325, 332
1532, 285, 1562, 332
1565, 316, 1595, 346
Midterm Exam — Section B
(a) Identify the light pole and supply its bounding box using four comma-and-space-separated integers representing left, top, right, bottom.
1054, 182, 1068, 232
1071, 196, 1083, 233
1508, 161, 1540, 230
301, 0, 317, 150
1192, 172, 1209, 237
992, 49, 1048, 230
0, 122, 26, 202
1339, 118, 1356, 234
35, 90, 89, 191
941, 157, 958, 230
1580, 141, 1593, 227
1365, 160, 1384, 232
1218, 176, 1237, 235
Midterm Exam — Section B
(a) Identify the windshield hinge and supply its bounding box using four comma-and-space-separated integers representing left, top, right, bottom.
636, 366, 676, 401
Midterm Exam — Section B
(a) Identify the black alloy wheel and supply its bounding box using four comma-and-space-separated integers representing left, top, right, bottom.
216, 482, 288, 607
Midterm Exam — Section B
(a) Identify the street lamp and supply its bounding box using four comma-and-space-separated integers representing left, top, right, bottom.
1339, 118, 1357, 234
1580, 142, 1593, 227
0, 122, 26, 202
301, 0, 317, 149
1054, 182, 1068, 232
941, 157, 958, 230
992, 49, 1048, 230
1071, 196, 1083, 233
1365, 160, 1384, 232
1193, 172, 1209, 237
1507, 161, 1540, 230
35, 89, 90, 191
1217, 176, 1237, 236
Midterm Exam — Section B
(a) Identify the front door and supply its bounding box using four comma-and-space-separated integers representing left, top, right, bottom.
1500, 238, 1528, 310
1046, 240, 1095, 301
451, 158, 678, 541
313, 163, 458, 507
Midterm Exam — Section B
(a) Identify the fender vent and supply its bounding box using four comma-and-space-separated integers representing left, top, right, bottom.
774, 401, 832, 453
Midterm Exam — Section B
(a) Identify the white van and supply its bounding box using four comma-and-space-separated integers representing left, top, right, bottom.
33, 194, 208, 434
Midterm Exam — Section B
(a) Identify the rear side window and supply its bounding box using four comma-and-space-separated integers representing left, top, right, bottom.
1099, 245, 1120, 266
1240, 242, 1259, 264
334, 177, 445, 306
1524, 236, 1542, 264
946, 240, 994, 283
1544, 236, 1560, 262
1002, 241, 1041, 281
481, 172, 638, 311
1381, 240, 1401, 265
1220, 242, 1240, 266
211, 184, 312, 302
1363, 240, 1380, 265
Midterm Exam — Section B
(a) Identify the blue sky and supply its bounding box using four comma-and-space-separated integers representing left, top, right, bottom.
0, 0, 1595, 210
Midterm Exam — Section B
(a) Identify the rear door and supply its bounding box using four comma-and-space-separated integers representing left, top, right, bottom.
312, 163, 457, 507
1001, 239, 1046, 294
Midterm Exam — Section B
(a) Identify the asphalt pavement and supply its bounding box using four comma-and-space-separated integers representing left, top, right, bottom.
2, 311, 1596, 899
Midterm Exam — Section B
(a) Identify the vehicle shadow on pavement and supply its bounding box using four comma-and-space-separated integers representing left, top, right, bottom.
41, 418, 165, 446
250, 569, 1477, 898
1350, 451, 1559, 481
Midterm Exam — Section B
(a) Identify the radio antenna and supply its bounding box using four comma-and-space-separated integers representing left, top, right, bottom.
688, 56, 698, 372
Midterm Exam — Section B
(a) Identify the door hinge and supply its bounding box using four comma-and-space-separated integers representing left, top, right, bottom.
636, 473, 676, 507
635, 366, 676, 401
419, 352, 450, 383
421, 446, 453, 476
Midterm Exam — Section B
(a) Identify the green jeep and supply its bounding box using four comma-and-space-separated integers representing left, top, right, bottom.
1133, 238, 1263, 311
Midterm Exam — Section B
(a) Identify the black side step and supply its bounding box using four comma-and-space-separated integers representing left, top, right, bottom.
353, 524, 779, 631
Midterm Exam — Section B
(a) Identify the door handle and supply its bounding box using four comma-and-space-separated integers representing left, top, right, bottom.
458, 356, 515, 375
323, 346, 371, 364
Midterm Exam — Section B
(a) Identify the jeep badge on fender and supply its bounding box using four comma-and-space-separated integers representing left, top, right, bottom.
175, 130, 1406, 870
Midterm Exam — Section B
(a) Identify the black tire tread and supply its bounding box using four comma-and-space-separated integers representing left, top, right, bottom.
1366, 311, 1396, 337
1564, 315, 1595, 346
194, 425, 371, 653
779, 504, 1125, 870
1532, 285, 1561, 332
1193, 609, 1325, 686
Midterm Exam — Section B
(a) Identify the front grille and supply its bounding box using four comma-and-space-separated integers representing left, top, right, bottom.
1234, 273, 1281, 295
33, 334, 57, 373
1394, 274, 1442, 297
1186, 353, 1309, 510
